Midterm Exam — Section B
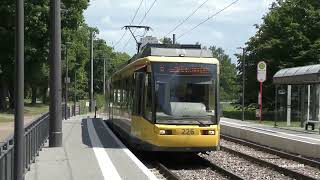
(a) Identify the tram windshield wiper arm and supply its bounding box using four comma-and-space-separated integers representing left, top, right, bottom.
196, 120, 208, 127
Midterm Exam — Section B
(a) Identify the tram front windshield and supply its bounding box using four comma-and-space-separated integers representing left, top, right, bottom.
152, 63, 217, 125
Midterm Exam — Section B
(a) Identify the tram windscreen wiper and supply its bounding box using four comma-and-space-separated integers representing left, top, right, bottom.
196, 120, 208, 127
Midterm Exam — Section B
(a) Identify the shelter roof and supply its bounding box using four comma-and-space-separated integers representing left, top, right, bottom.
273, 64, 320, 84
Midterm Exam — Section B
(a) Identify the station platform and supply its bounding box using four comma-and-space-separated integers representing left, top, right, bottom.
220, 117, 320, 159
25, 115, 157, 180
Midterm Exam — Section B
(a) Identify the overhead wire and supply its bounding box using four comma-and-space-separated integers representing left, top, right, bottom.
121, 0, 158, 51
163, 0, 210, 38
113, 0, 145, 49
177, 0, 240, 40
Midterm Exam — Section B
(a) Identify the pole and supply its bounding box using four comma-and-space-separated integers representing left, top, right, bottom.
14, 0, 24, 179
173, 34, 176, 44
49, 0, 62, 147
242, 48, 245, 121
307, 85, 310, 122
89, 32, 94, 112
287, 85, 292, 126
103, 58, 106, 98
64, 45, 68, 120
260, 82, 263, 123
73, 57, 77, 116
274, 86, 278, 127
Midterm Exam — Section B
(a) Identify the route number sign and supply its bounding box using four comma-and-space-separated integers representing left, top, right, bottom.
257, 61, 267, 82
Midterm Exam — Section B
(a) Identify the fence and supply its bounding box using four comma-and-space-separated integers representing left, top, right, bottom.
62, 102, 90, 119
0, 103, 89, 180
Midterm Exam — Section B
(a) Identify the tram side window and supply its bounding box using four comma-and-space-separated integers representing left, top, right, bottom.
133, 72, 146, 116
144, 74, 152, 121
133, 73, 139, 115
128, 76, 134, 115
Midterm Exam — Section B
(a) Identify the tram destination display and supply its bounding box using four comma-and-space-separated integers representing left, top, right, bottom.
153, 63, 216, 75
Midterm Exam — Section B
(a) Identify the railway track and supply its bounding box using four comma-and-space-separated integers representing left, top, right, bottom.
221, 134, 320, 168
193, 155, 243, 180
220, 135, 320, 180
157, 153, 244, 180
149, 162, 181, 180
109, 121, 319, 179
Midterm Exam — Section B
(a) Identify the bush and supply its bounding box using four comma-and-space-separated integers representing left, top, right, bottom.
95, 94, 105, 109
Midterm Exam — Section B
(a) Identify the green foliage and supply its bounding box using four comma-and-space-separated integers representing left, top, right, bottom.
160, 37, 173, 44
0, 0, 130, 110
238, 0, 320, 108
89, 39, 130, 95
94, 94, 105, 109
210, 46, 239, 101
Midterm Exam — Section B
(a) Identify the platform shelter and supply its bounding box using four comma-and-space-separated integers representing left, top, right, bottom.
273, 64, 320, 130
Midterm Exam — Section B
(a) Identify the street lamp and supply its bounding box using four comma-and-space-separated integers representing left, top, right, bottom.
237, 47, 246, 121
73, 55, 80, 116
14, 0, 25, 179
63, 42, 71, 120
103, 57, 106, 98
89, 32, 95, 112
49, 0, 63, 147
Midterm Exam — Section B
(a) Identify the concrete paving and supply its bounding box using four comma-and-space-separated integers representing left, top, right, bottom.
221, 117, 320, 159
25, 115, 157, 180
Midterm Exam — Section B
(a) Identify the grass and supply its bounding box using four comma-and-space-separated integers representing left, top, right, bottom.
0, 113, 14, 123
24, 103, 49, 115
221, 102, 318, 129
0, 102, 49, 123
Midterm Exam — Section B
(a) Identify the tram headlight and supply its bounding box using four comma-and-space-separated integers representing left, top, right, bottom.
203, 130, 215, 135
159, 130, 166, 135
159, 129, 172, 135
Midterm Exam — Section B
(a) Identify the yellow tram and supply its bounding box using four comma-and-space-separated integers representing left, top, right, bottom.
107, 44, 220, 152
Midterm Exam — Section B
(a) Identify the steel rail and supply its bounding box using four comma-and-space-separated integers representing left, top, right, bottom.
221, 145, 317, 180
156, 162, 181, 180
221, 134, 320, 169
198, 156, 244, 180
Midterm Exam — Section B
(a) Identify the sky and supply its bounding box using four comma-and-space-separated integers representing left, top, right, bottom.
84, 0, 276, 63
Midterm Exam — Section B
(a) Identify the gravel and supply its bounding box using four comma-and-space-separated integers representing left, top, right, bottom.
200, 151, 292, 180
149, 167, 167, 180
221, 139, 320, 179
156, 154, 229, 180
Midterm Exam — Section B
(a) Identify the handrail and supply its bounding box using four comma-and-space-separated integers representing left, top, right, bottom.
0, 104, 88, 180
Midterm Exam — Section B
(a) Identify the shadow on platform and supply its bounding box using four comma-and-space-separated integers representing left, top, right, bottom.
81, 118, 122, 149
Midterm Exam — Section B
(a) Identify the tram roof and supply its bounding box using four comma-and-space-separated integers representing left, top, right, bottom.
138, 44, 213, 58
273, 64, 320, 85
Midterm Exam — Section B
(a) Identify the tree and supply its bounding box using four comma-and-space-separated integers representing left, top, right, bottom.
0, 0, 130, 111
0, 0, 89, 109
0, 0, 15, 110
90, 38, 129, 94
210, 46, 239, 101
160, 37, 173, 44
238, 0, 320, 108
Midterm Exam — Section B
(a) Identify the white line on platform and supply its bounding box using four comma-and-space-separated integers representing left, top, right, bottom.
221, 120, 320, 144
87, 119, 122, 180
99, 119, 158, 180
